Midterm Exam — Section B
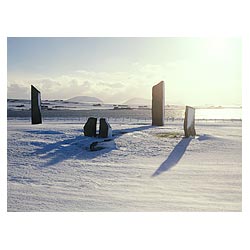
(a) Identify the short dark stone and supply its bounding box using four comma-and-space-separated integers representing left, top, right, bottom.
99, 118, 112, 138
83, 117, 97, 137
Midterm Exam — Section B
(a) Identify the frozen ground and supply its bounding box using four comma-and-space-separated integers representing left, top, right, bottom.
7, 119, 242, 211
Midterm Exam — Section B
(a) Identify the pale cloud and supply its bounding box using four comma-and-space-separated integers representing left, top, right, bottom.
98, 81, 124, 89
7, 62, 179, 102
7, 60, 241, 106
7, 84, 29, 99
27, 78, 61, 91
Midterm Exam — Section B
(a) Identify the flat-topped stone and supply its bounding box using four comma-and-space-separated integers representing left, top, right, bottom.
152, 81, 165, 126
184, 106, 196, 137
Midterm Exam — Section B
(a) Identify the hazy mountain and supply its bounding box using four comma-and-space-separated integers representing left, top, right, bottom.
123, 97, 151, 106
66, 96, 103, 103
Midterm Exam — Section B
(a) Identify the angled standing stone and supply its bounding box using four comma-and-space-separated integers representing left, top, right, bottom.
152, 81, 165, 126
84, 117, 97, 137
99, 118, 112, 138
184, 106, 196, 137
31, 85, 42, 124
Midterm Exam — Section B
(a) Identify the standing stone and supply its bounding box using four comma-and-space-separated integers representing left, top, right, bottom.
31, 85, 42, 124
99, 118, 112, 138
152, 81, 165, 126
184, 106, 196, 137
84, 117, 97, 137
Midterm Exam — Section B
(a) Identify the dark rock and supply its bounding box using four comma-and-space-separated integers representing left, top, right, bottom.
152, 81, 165, 126
83, 117, 97, 137
99, 118, 112, 138
90, 141, 100, 151
31, 85, 42, 124
90, 139, 114, 151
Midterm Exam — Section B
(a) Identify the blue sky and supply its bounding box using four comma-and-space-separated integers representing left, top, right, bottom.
8, 38, 189, 74
7, 37, 242, 105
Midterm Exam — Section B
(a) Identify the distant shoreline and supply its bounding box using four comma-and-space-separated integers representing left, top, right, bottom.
7, 98, 242, 120
7, 98, 241, 109
7, 108, 242, 121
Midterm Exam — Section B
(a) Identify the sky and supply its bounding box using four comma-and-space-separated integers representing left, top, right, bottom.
7, 37, 242, 106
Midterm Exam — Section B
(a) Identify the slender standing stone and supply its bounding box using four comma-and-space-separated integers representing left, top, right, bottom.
152, 81, 165, 126
84, 117, 97, 137
99, 118, 112, 138
31, 85, 42, 124
184, 106, 196, 137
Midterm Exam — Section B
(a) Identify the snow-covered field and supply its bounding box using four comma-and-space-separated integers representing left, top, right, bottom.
7, 119, 242, 211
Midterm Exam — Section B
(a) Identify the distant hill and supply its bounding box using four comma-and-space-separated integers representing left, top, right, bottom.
66, 96, 103, 103
123, 97, 151, 106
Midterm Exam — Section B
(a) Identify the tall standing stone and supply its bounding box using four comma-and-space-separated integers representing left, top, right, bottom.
84, 117, 97, 137
31, 85, 42, 124
99, 118, 112, 138
152, 81, 165, 126
184, 106, 196, 137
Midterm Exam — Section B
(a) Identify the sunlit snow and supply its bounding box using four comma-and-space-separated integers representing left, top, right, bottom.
7, 119, 241, 211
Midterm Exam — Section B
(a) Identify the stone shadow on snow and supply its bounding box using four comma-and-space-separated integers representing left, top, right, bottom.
152, 137, 192, 177
28, 125, 152, 167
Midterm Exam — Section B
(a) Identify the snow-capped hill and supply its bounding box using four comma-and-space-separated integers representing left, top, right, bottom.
123, 97, 151, 106
66, 96, 103, 103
